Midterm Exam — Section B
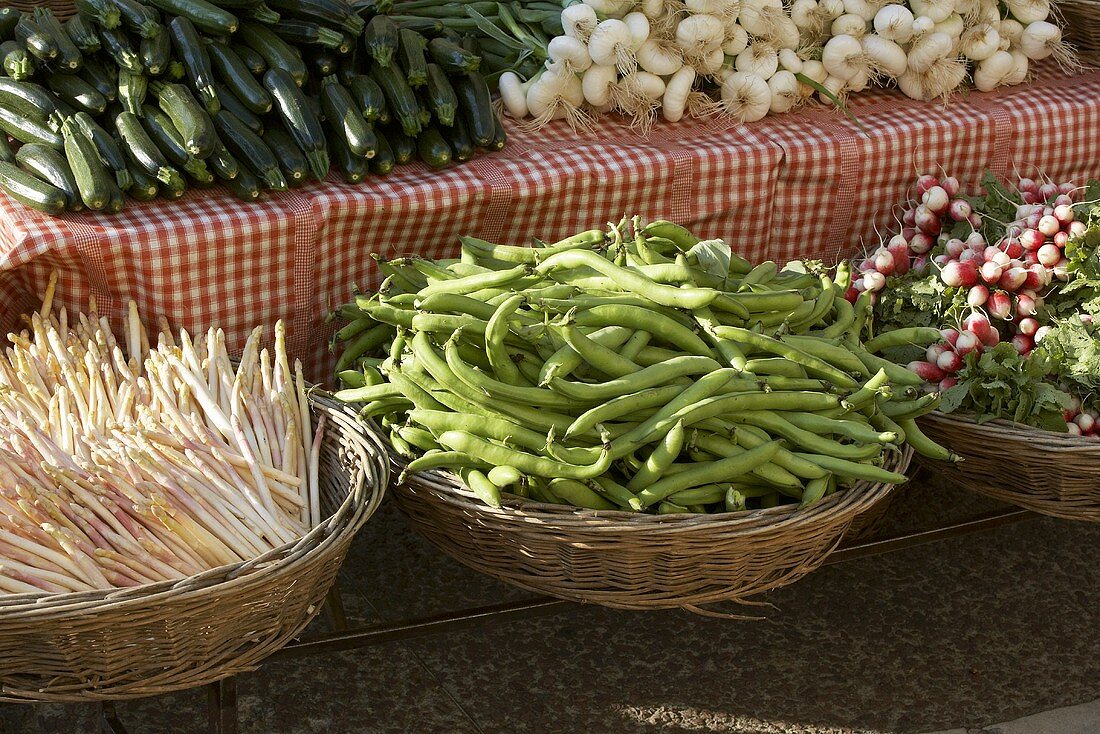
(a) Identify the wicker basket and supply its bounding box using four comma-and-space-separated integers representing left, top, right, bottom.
1058, 0, 1100, 64
0, 393, 388, 702
391, 448, 912, 613
6, 1, 77, 20
916, 411, 1100, 521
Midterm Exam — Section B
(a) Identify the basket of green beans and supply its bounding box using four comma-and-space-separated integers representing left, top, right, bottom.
330, 218, 951, 611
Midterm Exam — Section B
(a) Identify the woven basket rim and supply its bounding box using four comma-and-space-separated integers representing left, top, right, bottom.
921, 410, 1100, 453
0, 392, 383, 618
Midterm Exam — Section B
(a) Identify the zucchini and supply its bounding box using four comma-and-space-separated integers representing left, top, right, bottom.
383, 123, 414, 164
267, 0, 362, 35
207, 136, 240, 180
79, 55, 117, 100
397, 28, 428, 87
320, 75, 375, 158
327, 118, 368, 183
242, 3, 281, 24
0, 8, 20, 41
112, 0, 162, 38
262, 124, 309, 185
164, 60, 186, 82
140, 29, 171, 75
0, 78, 61, 122
212, 82, 264, 135
362, 15, 398, 67
416, 124, 450, 169
447, 113, 474, 162
126, 163, 160, 200
74, 0, 122, 30
1, 41, 36, 81
224, 163, 261, 200
347, 74, 384, 121
0, 106, 62, 148
115, 109, 185, 189
263, 67, 328, 178
207, 40, 272, 114
32, 8, 82, 71
74, 111, 132, 190
335, 46, 359, 85
453, 71, 493, 147
368, 131, 394, 175
15, 142, 82, 211
489, 111, 506, 151
307, 47, 339, 77
64, 16, 101, 53
423, 63, 456, 126
62, 116, 112, 210
168, 17, 218, 113
99, 26, 143, 73
152, 81, 216, 158
0, 135, 13, 164
143, 0, 239, 35
105, 179, 125, 212
15, 16, 58, 62
272, 19, 347, 50
394, 17, 444, 37
238, 22, 306, 87
213, 109, 286, 189
155, 161, 188, 197
118, 68, 147, 114
140, 103, 212, 180
427, 37, 479, 73
45, 73, 106, 115
369, 62, 420, 137
0, 160, 67, 214
230, 42, 266, 75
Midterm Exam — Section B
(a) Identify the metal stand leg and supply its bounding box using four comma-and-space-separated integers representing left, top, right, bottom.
323, 584, 349, 631
99, 701, 128, 734
207, 678, 238, 734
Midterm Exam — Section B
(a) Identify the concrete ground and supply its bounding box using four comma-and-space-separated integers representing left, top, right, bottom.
1, 476, 1098, 734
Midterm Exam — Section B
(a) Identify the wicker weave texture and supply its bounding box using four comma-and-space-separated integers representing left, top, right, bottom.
393, 448, 911, 612
917, 411, 1100, 521
6, 0, 76, 20
1059, 0, 1100, 63
0, 395, 388, 702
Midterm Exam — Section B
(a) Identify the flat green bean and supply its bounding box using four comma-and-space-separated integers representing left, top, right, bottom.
438, 430, 612, 480
635, 442, 781, 508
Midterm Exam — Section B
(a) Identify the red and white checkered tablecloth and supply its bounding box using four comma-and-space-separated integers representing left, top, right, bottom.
1, 63, 1098, 384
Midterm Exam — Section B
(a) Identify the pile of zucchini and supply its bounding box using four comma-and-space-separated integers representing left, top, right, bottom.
0, 0, 504, 215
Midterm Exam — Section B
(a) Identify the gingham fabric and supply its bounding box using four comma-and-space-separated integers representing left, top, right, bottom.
2, 63, 1098, 383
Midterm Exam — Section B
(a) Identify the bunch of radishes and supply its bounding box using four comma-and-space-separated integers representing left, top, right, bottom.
1065, 395, 1099, 437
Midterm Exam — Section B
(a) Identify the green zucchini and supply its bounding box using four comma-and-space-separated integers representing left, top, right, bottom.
206, 136, 240, 180
272, 19, 347, 50
241, 3, 281, 23
224, 163, 261, 199
238, 22, 306, 87
362, 14, 398, 67
15, 142, 82, 210
1, 41, 36, 81
262, 124, 309, 185
230, 42, 266, 75
0, 135, 13, 164
212, 82, 264, 135
74, 0, 122, 30
264, 67, 327, 178
140, 29, 171, 75
126, 163, 160, 200
416, 124, 450, 169
267, 0, 362, 35
74, 111, 132, 190
163, 60, 186, 82
0, 106, 62, 148
46, 73, 106, 115
143, 0, 239, 35
152, 81, 216, 158
15, 15, 58, 62
32, 8, 82, 71
155, 160, 188, 197
397, 28, 428, 87
105, 179, 125, 212
62, 116, 111, 210
140, 103, 212, 180
213, 109, 286, 189
0, 160, 67, 214
394, 17, 444, 37
76, 57, 116, 101
169, 17, 218, 113
368, 131, 394, 175
453, 71, 493, 147
347, 74, 384, 121
320, 75, 375, 158
111, 0, 162, 38
327, 118, 368, 183
307, 47, 339, 77
489, 111, 506, 151
427, 37, 479, 73
118, 68, 147, 114
64, 16, 101, 53
115, 110, 185, 189
447, 113, 474, 162
206, 41, 271, 114
0, 78, 61, 122
0, 8, 20, 41
369, 62, 420, 137
423, 63, 456, 126
383, 123, 414, 164
99, 26, 143, 73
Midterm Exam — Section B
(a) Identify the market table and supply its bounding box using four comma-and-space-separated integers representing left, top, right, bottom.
1, 63, 1097, 383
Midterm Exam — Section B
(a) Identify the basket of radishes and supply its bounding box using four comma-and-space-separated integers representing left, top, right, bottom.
850, 170, 1100, 520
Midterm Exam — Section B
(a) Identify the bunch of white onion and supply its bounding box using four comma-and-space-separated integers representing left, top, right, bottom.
0, 276, 324, 595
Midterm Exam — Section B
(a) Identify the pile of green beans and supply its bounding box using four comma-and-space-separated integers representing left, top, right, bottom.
331, 217, 958, 514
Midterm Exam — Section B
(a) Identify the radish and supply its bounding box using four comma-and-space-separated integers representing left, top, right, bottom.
942, 260, 978, 287
1022, 267, 1043, 290
1025, 211, 1042, 229
844, 285, 860, 303
948, 199, 972, 221
916, 174, 939, 194
966, 231, 986, 250
960, 249, 983, 264
1052, 231, 1069, 248
1037, 215, 1061, 236
1067, 422, 1084, 436
968, 213, 983, 229
1077, 413, 1096, 433
1069, 221, 1087, 238
980, 260, 1003, 284
940, 327, 961, 345
955, 330, 981, 355
1024, 251, 1040, 267
934, 254, 950, 267
941, 176, 961, 197
909, 360, 946, 382
859, 258, 877, 272
1018, 177, 1038, 193
1037, 243, 1062, 266
968, 284, 989, 307
1023, 191, 1042, 205
939, 376, 959, 390
922, 186, 950, 215
1017, 317, 1039, 335
964, 312, 998, 346
1059, 182, 1076, 196
1039, 181, 1060, 200
1053, 194, 1073, 208
889, 242, 911, 274
999, 266, 1028, 291
902, 209, 917, 227
1053, 204, 1075, 223
1011, 333, 1033, 354
1053, 257, 1070, 281
937, 349, 963, 373
912, 255, 931, 274
926, 343, 948, 362
1003, 239, 1024, 259
874, 248, 896, 275
910, 232, 935, 253
1033, 325, 1051, 343
989, 290, 1013, 319
945, 238, 966, 258
863, 270, 887, 291
984, 248, 1011, 266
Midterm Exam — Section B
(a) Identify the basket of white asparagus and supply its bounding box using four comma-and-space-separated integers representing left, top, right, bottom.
0, 284, 387, 702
